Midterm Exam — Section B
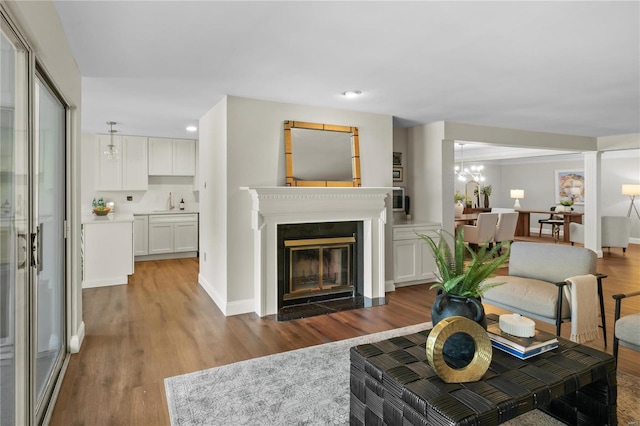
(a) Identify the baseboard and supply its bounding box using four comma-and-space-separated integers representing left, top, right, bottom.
198, 273, 225, 313
385, 280, 396, 292
69, 321, 85, 354
198, 273, 254, 316
225, 299, 255, 316
629, 238, 640, 245
135, 251, 198, 262
82, 277, 128, 289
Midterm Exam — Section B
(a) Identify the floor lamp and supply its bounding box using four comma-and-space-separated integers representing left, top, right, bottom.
622, 184, 640, 220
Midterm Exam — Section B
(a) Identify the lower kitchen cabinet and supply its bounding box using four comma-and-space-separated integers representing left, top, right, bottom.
82, 213, 134, 288
148, 213, 198, 256
393, 223, 440, 286
174, 221, 198, 252
133, 215, 148, 255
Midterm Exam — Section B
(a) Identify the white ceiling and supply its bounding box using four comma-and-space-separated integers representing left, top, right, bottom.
54, 1, 639, 145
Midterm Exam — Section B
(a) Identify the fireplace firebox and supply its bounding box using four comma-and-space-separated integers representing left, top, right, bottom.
277, 221, 363, 320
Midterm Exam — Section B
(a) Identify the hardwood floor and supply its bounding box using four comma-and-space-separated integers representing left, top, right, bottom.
50, 241, 640, 425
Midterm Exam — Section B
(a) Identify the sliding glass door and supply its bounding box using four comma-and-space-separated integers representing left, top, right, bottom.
33, 76, 66, 422
1, 12, 68, 426
0, 14, 30, 426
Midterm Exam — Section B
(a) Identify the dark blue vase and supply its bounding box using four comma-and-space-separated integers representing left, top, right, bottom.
431, 292, 487, 368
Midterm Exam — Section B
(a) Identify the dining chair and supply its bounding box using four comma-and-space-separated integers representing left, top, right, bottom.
538, 206, 566, 241
463, 212, 499, 251
494, 212, 519, 252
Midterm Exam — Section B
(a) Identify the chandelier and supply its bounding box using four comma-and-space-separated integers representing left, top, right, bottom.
103, 121, 119, 160
454, 143, 485, 182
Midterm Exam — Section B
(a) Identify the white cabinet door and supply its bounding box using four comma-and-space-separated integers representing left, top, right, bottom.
173, 139, 196, 176
148, 137, 196, 176
174, 222, 198, 252
393, 240, 419, 283
95, 134, 148, 191
133, 215, 148, 256
393, 224, 440, 285
95, 134, 122, 190
149, 223, 174, 254
122, 136, 148, 190
148, 137, 173, 175
418, 238, 438, 281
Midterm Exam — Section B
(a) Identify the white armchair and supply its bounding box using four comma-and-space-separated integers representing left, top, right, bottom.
494, 212, 519, 245
463, 212, 499, 251
613, 291, 640, 358
570, 216, 631, 254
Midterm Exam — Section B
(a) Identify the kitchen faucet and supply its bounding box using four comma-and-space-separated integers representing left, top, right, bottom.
169, 192, 175, 210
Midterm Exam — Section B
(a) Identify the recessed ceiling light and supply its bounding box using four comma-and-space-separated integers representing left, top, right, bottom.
186, 126, 198, 132
342, 90, 362, 99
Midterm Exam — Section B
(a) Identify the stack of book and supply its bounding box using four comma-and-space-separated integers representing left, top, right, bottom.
487, 323, 558, 359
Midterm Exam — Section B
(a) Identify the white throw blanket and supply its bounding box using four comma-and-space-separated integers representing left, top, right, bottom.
563, 274, 599, 343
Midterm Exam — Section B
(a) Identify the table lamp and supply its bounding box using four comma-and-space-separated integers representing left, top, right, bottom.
622, 184, 640, 219
510, 189, 524, 209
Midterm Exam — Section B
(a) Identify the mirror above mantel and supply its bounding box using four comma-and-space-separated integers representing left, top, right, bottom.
284, 120, 361, 187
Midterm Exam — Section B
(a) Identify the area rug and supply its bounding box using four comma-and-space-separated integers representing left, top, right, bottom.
165, 324, 638, 425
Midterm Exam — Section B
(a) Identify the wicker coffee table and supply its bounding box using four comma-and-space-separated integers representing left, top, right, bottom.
350, 315, 617, 425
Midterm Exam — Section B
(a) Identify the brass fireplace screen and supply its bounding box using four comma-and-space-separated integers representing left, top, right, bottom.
284, 236, 355, 300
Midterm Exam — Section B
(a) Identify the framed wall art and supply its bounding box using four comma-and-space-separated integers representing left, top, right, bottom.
393, 167, 403, 182
392, 187, 405, 211
393, 152, 402, 166
555, 169, 585, 205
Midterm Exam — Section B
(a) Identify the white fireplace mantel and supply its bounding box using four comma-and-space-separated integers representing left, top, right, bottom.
242, 186, 390, 317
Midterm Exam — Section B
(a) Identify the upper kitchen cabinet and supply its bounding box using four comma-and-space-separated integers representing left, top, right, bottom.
148, 137, 196, 176
95, 134, 148, 191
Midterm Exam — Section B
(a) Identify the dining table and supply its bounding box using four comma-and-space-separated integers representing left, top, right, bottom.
454, 213, 479, 226
515, 209, 583, 243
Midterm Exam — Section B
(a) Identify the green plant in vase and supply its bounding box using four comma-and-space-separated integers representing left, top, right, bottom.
418, 228, 509, 363
480, 185, 492, 208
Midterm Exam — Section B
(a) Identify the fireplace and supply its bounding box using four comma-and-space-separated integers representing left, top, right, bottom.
285, 237, 354, 299
243, 187, 388, 318
277, 221, 363, 318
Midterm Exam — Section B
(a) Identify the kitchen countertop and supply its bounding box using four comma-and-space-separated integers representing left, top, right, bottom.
82, 212, 134, 224
133, 210, 199, 215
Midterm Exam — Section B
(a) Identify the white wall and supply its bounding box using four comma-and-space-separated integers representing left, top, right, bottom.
198, 96, 393, 314
198, 97, 228, 310
4, 0, 83, 350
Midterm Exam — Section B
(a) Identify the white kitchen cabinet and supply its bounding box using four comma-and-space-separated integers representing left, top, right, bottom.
133, 215, 148, 256
149, 221, 174, 254
148, 213, 198, 255
122, 136, 149, 189
174, 222, 198, 252
95, 134, 148, 190
393, 223, 440, 286
81, 214, 134, 288
148, 137, 196, 176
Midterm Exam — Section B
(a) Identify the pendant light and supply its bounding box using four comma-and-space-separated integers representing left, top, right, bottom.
104, 121, 119, 160
454, 143, 485, 182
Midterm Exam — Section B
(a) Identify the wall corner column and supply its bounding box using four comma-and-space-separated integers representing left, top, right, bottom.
583, 151, 602, 257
